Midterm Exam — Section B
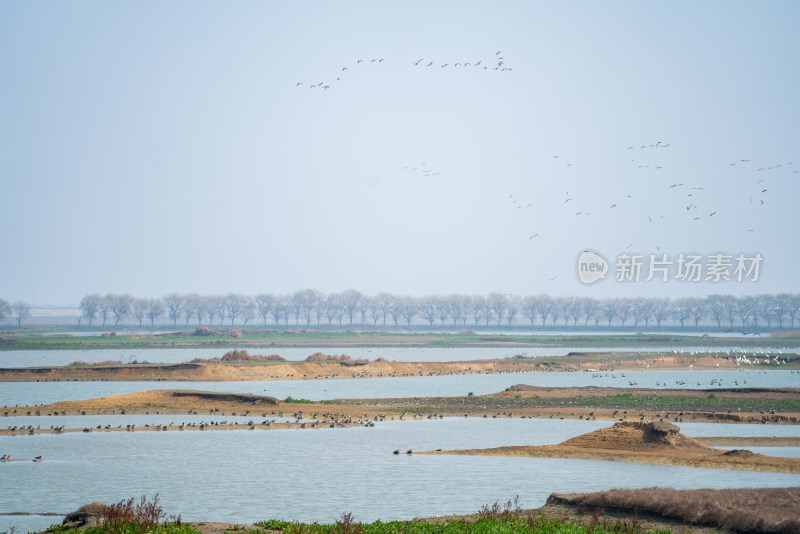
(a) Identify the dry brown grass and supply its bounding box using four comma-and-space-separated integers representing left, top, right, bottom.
305, 352, 352, 362
68, 360, 123, 367
551, 487, 800, 533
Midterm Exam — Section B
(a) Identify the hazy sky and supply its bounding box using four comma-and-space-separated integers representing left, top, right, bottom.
1, 1, 799, 306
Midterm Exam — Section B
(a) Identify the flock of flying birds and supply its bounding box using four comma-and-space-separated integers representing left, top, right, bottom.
292, 49, 795, 283
295, 51, 512, 91
506, 142, 796, 256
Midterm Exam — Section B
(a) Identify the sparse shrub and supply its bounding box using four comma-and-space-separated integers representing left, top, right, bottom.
221, 349, 253, 362
192, 326, 219, 336
477, 495, 522, 521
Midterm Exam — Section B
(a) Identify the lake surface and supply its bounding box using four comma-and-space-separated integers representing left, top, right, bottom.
2, 345, 798, 368
3, 418, 800, 533
2, 369, 798, 408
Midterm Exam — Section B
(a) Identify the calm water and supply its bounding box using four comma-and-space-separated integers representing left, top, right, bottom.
2, 369, 798, 408
3, 419, 800, 533
2, 345, 798, 368
2, 346, 798, 534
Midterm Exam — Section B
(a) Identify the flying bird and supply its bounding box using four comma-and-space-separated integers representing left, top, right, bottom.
414, 59, 423, 65
529, 233, 539, 239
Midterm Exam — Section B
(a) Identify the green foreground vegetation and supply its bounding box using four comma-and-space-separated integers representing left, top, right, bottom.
41, 515, 668, 534
32, 496, 670, 534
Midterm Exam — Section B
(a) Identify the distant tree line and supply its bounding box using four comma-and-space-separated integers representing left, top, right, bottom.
59, 291, 800, 330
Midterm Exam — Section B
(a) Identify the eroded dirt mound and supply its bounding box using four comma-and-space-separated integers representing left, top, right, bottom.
561, 421, 707, 451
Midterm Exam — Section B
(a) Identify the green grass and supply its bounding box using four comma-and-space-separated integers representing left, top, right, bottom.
3, 330, 799, 351
46, 523, 196, 534
253, 514, 671, 533
283, 396, 313, 404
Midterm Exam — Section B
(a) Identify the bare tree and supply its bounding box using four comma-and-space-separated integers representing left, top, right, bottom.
447, 294, 468, 326
632, 297, 653, 327
80, 294, 102, 326
389, 295, 403, 326
534, 295, 553, 327
688, 298, 705, 327
110, 294, 133, 326
324, 293, 343, 326
617, 299, 631, 327
100, 294, 114, 326
254, 294, 275, 326
163, 293, 183, 326
366, 296, 382, 326
521, 296, 538, 326
774, 293, 793, 329
581, 298, 599, 327
341, 289, 362, 325
736, 297, 754, 328
506, 295, 520, 326
419, 296, 438, 326
224, 293, 247, 325
194, 296, 209, 325
377, 293, 393, 327
295, 289, 322, 326
674, 298, 692, 328
132, 299, 148, 327
272, 295, 290, 326
487, 293, 508, 326
467, 295, 486, 326
601, 299, 619, 327
652, 298, 670, 328
0, 298, 11, 323
705, 295, 726, 329
788, 294, 800, 329
556, 297, 577, 326
147, 299, 164, 327
182, 294, 201, 327
212, 296, 227, 325
241, 297, 256, 326
435, 296, 450, 326
398, 296, 418, 326
12, 301, 30, 326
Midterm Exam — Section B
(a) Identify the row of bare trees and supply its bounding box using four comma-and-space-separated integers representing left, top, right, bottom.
74, 292, 800, 330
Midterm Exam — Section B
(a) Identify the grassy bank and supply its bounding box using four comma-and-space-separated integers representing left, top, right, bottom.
2, 330, 799, 351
